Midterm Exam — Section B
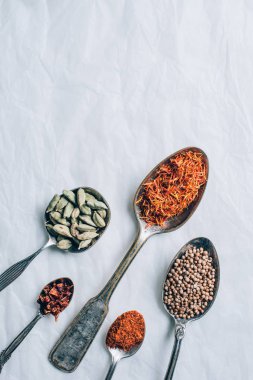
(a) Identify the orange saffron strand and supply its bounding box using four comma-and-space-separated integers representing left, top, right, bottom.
136, 151, 207, 227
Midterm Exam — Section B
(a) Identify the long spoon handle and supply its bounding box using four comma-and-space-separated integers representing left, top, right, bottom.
164, 322, 186, 380
49, 229, 149, 373
105, 357, 119, 380
0, 239, 54, 292
0, 312, 43, 372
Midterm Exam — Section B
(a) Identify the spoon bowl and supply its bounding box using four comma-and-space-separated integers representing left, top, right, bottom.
105, 312, 145, 380
45, 187, 111, 253
162, 237, 219, 380
163, 237, 219, 323
38, 277, 74, 317
134, 147, 209, 235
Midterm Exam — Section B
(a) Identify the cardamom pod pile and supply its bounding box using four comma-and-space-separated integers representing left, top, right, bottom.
45, 188, 109, 252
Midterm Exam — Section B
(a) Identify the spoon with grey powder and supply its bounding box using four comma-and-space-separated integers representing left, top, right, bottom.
162, 237, 220, 380
0, 187, 110, 292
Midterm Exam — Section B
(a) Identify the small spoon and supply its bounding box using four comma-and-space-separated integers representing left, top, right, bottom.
162, 237, 220, 380
49, 147, 209, 373
0, 277, 74, 372
104, 311, 145, 380
0, 187, 110, 292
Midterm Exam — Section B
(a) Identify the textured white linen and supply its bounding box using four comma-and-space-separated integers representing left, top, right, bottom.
0, 1, 253, 379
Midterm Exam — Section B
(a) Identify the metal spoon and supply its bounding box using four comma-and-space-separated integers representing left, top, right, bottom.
105, 342, 144, 380
49, 147, 208, 373
105, 311, 145, 380
162, 237, 220, 380
0, 277, 74, 372
0, 187, 110, 292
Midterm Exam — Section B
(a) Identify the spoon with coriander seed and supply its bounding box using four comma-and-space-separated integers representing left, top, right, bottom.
162, 237, 220, 380
0, 278, 74, 372
49, 147, 209, 373
0, 187, 110, 292
105, 311, 145, 380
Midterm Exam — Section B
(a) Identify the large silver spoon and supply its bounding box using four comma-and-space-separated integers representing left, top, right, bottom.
0, 277, 74, 372
49, 147, 208, 373
0, 187, 110, 292
162, 237, 220, 380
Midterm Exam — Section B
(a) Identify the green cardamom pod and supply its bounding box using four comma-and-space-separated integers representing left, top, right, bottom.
79, 215, 96, 227
46, 194, 60, 213
93, 211, 106, 227
45, 224, 57, 236
78, 239, 92, 250
77, 231, 99, 240
63, 190, 76, 204
50, 211, 70, 226
57, 239, 72, 250
98, 209, 106, 219
63, 202, 74, 218
55, 197, 68, 211
80, 205, 92, 215
70, 222, 79, 237
77, 188, 86, 208
71, 207, 80, 220
53, 224, 72, 238
77, 223, 96, 232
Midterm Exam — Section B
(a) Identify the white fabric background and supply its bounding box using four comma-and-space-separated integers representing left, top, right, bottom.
0, 1, 252, 379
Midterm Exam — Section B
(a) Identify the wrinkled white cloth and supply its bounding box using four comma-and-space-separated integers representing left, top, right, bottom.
0, 1, 252, 379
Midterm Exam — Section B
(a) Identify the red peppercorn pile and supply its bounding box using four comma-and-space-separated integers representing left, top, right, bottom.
37, 278, 73, 320
106, 311, 145, 352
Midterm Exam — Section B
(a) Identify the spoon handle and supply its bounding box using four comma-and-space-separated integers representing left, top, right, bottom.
105, 357, 119, 380
164, 322, 186, 380
0, 312, 42, 372
0, 239, 54, 292
99, 228, 148, 302
49, 229, 149, 373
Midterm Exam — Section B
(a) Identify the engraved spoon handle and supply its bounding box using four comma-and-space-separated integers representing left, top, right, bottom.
0, 312, 43, 372
105, 357, 119, 380
49, 228, 149, 373
164, 323, 186, 380
0, 238, 54, 292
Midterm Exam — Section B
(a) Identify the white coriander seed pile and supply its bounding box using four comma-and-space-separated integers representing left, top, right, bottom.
163, 246, 216, 319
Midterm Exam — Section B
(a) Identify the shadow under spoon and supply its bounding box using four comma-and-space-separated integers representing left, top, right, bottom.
163, 237, 220, 380
49, 147, 209, 373
0, 278, 74, 373
0, 187, 110, 292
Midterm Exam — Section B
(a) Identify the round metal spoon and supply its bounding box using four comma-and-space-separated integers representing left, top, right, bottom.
0, 277, 74, 372
105, 311, 145, 380
162, 237, 220, 380
49, 147, 209, 373
0, 187, 110, 292
105, 342, 144, 380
